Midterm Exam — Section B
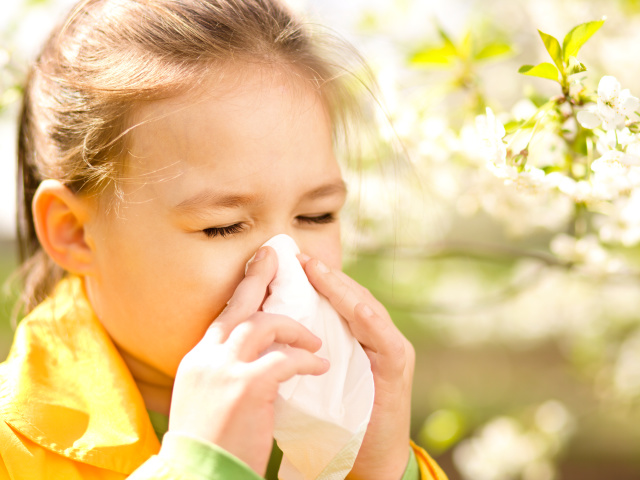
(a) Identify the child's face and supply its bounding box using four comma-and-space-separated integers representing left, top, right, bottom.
82, 67, 345, 384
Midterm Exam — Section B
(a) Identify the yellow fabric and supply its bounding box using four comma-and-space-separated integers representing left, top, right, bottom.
410, 441, 448, 480
0, 276, 160, 478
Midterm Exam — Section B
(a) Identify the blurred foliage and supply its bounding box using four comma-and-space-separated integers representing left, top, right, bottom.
408, 24, 514, 115
0, 244, 18, 360
341, 1, 640, 479
4, 1, 640, 479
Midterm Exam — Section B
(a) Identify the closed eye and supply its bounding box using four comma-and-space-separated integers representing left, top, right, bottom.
202, 223, 245, 238
202, 214, 336, 238
296, 213, 336, 225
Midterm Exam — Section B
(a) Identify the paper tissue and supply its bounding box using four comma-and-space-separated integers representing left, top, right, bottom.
260, 234, 375, 480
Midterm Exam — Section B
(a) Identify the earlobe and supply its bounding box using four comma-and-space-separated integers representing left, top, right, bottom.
32, 179, 95, 275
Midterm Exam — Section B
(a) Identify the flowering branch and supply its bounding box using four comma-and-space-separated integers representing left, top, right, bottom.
475, 17, 640, 273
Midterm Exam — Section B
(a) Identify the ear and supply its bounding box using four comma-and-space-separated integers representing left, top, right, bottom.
32, 179, 96, 275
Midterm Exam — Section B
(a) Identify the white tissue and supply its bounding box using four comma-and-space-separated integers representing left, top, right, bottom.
260, 234, 375, 480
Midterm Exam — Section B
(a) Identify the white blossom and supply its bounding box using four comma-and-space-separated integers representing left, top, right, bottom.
592, 149, 640, 172
597, 189, 640, 246
588, 150, 640, 199
506, 167, 546, 193
535, 401, 574, 439
543, 173, 593, 202
550, 233, 623, 274
577, 76, 640, 131
476, 107, 507, 165
528, 131, 566, 168
598, 76, 639, 129
512, 98, 538, 121
476, 171, 573, 236
576, 105, 601, 129
594, 127, 637, 155
452, 413, 570, 480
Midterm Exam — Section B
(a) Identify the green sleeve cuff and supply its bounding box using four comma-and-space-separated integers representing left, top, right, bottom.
131, 434, 420, 480
128, 431, 263, 480
159, 432, 263, 480
401, 447, 420, 480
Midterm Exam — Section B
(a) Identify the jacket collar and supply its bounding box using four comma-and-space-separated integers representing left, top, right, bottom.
0, 276, 160, 474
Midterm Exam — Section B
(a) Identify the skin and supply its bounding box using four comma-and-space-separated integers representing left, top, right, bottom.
34, 65, 415, 479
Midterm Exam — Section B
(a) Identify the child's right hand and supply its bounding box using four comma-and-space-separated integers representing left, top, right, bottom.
167, 246, 329, 475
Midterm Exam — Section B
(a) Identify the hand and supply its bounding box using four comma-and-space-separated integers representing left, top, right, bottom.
299, 254, 415, 480
168, 247, 329, 476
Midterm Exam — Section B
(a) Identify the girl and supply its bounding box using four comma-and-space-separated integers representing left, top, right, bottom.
0, 0, 448, 479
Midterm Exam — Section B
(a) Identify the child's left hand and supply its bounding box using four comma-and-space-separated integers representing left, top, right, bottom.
299, 255, 415, 480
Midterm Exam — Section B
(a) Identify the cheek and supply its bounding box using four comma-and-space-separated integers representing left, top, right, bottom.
86, 223, 249, 365
320, 244, 342, 270
301, 228, 342, 270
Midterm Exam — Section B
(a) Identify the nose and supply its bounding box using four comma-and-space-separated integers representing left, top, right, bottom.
248, 222, 341, 270
259, 227, 304, 251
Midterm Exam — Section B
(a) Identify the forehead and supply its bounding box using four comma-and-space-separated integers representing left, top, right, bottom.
119, 65, 338, 202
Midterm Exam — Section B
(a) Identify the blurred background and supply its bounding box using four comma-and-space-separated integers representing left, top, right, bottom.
3, 0, 640, 479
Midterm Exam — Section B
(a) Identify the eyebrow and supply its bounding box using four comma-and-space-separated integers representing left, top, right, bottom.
173, 180, 347, 213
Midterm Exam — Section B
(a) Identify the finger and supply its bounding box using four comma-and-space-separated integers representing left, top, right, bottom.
304, 258, 397, 352
205, 246, 277, 343
354, 303, 409, 374
299, 253, 372, 300
303, 258, 361, 319
227, 313, 322, 361
252, 348, 329, 383
333, 269, 378, 302
297, 253, 312, 269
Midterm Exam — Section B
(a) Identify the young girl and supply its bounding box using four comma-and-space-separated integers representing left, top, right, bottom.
0, 1, 448, 479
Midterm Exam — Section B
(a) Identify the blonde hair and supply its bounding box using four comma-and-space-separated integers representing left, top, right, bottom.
17, 0, 369, 314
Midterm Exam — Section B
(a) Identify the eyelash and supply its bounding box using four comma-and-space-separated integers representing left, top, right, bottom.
201, 214, 337, 238
202, 223, 245, 239
297, 213, 336, 225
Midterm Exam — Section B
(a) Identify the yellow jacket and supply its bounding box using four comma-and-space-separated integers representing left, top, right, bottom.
0, 276, 447, 479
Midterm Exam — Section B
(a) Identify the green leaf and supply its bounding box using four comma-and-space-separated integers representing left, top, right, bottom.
542, 166, 564, 174
410, 45, 457, 67
562, 19, 605, 62
475, 42, 513, 61
459, 30, 473, 60
357, 12, 380, 31
518, 63, 560, 82
567, 56, 587, 76
437, 26, 458, 55
525, 87, 552, 108
538, 30, 565, 74
0, 86, 22, 109
503, 119, 524, 133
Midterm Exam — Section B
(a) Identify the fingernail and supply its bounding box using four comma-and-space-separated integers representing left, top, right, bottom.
251, 247, 267, 263
315, 260, 330, 273
298, 253, 311, 263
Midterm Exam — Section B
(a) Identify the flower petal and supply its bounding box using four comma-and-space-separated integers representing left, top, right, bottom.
598, 75, 620, 101
620, 153, 640, 166
601, 116, 622, 131
577, 110, 601, 129
619, 90, 640, 117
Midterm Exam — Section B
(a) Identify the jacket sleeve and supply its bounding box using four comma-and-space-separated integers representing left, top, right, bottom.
0, 419, 259, 480
128, 432, 263, 480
